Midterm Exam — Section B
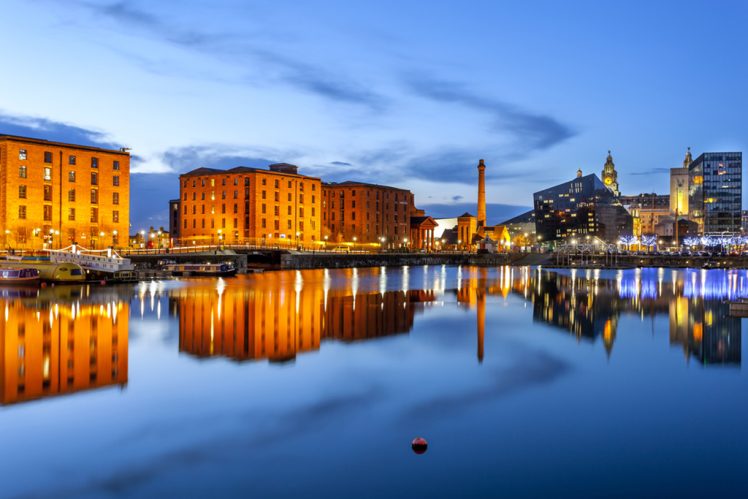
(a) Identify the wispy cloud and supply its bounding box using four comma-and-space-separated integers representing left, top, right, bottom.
628, 167, 671, 176
160, 145, 286, 174
0, 111, 125, 150
67, 0, 387, 109
404, 75, 576, 155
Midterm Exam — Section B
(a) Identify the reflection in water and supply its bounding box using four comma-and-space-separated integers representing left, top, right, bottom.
171, 270, 437, 363
504, 267, 742, 365
0, 286, 129, 406
1, 265, 740, 408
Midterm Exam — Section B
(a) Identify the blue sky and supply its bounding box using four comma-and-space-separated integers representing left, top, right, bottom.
1, 0, 746, 229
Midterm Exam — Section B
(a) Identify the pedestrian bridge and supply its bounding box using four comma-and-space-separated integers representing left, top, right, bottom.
49, 245, 135, 273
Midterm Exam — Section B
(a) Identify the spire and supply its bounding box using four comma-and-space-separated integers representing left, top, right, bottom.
683, 147, 692, 168
601, 149, 619, 196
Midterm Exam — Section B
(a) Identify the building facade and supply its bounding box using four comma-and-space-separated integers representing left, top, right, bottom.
670, 148, 692, 216
178, 164, 321, 246
169, 199, 180, 241
0, 135, 130, 249
688, 152, 742, 234
322, 181, 414, 247
533, 173, 633, 242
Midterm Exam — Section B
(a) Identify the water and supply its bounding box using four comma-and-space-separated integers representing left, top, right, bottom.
1, 266, 747, 498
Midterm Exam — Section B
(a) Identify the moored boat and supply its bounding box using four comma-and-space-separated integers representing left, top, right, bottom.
0, 259, 86, 283
0, 268, 41, 286
163, 262, 237, 277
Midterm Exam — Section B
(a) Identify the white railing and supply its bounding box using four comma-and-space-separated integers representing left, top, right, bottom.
48, 244, 135, 273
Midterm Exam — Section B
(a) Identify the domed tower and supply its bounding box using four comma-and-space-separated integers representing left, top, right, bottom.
576, 168, 583, 178
601, 150, 620, 196
683, 146, 693, 168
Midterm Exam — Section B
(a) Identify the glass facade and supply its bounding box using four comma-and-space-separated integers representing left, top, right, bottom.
533, 174, 633, 242
689, 152, 742, 234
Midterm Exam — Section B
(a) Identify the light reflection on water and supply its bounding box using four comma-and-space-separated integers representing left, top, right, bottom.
0, 266, 747, 497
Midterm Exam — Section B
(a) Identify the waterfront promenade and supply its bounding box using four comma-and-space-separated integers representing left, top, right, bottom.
123, 245, 748, 272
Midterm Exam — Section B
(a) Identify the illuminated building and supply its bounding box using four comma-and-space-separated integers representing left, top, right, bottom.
410, 215, 438, 251
688, 152, 742, 234
169, 199, 180, 241
0, 134, 130, 249
670, 148, 692, 216
178, 163, 322, 246
457, 213, 477, 250
0, 288, 129, 405
321, 181, 414, 247
533, 173, 633, 242
499, 210, 536, 246
601, 150, 620, 196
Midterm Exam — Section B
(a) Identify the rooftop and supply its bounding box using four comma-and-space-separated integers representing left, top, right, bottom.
0, 133, 131, 156
323, 180, 411, 192
180, 165, 320, 180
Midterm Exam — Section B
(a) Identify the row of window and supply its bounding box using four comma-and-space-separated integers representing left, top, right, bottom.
185, 177, 316, 190
183, 190, 315, 204
183, 203, 315, 217
184, 218, 314, 231
18, 149, 121, 170
17, 205, 120, 223
18, 166, 119, 186
18, 186, 119, 205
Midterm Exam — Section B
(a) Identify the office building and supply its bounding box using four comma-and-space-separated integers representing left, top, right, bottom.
688, 152, 742, 234
533, 173, 633, 242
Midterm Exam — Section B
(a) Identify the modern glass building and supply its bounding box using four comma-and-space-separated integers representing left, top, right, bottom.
688, 152, 742, 234
533, 173, 633, 243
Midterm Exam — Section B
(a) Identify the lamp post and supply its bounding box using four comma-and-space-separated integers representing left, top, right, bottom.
404, 237, 409, 251
323, 234, 328, 251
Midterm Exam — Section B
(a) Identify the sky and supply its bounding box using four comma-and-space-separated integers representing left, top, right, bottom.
1, 0, 747, 230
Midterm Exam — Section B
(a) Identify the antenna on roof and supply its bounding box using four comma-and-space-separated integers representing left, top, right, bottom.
120, 147, 131, 152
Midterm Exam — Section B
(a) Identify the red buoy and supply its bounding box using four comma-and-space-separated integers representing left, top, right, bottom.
411, 437, 428, 454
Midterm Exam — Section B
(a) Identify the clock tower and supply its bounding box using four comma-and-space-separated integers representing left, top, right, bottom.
601, 150, 619, 196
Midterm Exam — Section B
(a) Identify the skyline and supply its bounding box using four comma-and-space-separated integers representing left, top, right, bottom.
2, 0, 747, 228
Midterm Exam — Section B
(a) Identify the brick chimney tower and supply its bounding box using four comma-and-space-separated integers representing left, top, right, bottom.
477, 159, 487, 233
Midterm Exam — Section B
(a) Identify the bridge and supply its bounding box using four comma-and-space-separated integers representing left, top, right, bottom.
48, 245, 135, 273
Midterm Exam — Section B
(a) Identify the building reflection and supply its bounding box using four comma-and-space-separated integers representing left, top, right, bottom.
172, 269, 437, 363
500, 267, 741, 366
0, 286, 129, 406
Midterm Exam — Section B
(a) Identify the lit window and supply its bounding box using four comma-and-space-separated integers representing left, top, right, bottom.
19, 149, 27, 160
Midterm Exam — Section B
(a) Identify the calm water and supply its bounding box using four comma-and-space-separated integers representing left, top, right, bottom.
1, 266, 748, 498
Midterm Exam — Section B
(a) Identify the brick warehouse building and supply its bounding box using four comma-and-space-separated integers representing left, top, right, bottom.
322, 181, 414, 247
177, 163, 322, 246
0, 135, 130, 249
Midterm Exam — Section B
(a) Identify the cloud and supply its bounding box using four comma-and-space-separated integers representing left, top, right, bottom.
69, 1, 386, 109
0, 111, 125, 150
160, 145, 282, 174
330, 161, 353, 166
404, 75, 576, 155
628, 167, 671, 176
452, 195, 463, 201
